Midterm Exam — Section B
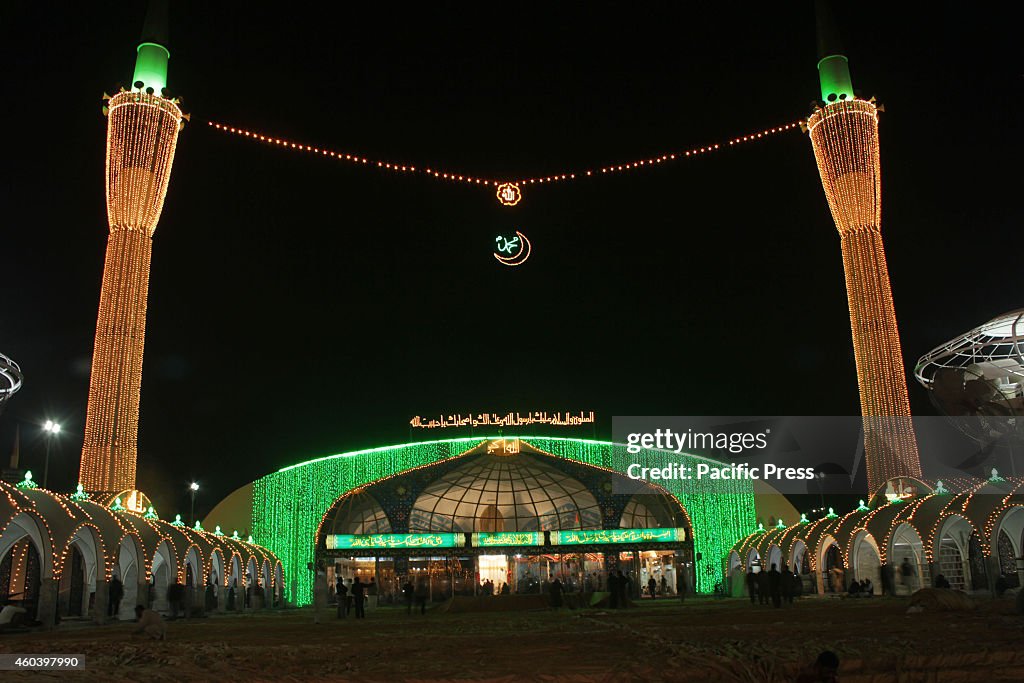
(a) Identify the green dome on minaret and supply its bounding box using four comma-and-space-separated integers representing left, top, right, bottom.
132, 0, 170, 95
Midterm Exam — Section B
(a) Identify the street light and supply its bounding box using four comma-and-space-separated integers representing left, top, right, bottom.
42, 420, 61, 489
189, 482, 199, 526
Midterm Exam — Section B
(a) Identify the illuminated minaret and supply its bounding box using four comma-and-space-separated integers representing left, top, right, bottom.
80, 0, 184, 494
807, 1, 922, 492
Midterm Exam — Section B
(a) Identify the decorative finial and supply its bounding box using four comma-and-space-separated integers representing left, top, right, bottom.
214, 525, 224, 536
989, 468, 1005, 483
143, 505, 158, 520
776, 518, 786, 529
171, 514, 184, 527
935, 480, 948, 494
17, 470, 38, 490
856, 499, 870, 512
826, 507, 838, 518
111, 496, 126, 511
799, 513, 810, 524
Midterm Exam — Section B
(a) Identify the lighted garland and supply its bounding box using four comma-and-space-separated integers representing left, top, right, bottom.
207, 119, 803, 203
252, 436, 755, 604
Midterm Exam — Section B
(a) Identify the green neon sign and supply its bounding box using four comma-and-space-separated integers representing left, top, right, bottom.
550, 528, 686, 546
472, 531, 542, 547
325, 533, 463, 550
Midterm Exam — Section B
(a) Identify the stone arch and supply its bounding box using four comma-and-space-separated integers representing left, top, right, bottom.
850, 530, 881, 594
816, 534, 843, 593
209, 548, 224, 590
0, 511, 53, 577
766, 544, 783, 572
790, 539, 808, 575
933, 515, 975, 591
991, 505, 1024, 587
889, 521, 927, 594
0, 511, 52, 621
58, 523, 101, 618
245, 556, 258, 608
745, 547, 761, 570
151, 540, 176, 613
115, 533, 144, 620
182, 545, 202, 586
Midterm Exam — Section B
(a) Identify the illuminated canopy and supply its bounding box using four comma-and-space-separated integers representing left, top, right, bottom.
254, 436, 755, 604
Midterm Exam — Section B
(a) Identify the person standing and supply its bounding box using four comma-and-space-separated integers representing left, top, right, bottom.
337, 577, 349, 618
676, 572, 687, 604
617, 571, 629, 608
647, 577, 657, 600
550, 577, 564, 609
757, 566, 769, 605
109, 574, 124, 618
352, 577, 366, 619
414, 578, 429, 614
880, 563, 895, 596
746, 567, 758, 605
402, 579, 414, 615
607, 571, 619, 609
900, 557, 917, 592
781, 564, 794, 605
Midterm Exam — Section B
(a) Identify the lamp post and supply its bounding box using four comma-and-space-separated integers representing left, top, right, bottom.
189, 482, 199, 526
42, 420, 61, 489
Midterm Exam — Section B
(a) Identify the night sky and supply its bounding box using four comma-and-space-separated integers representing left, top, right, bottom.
1, 3, 1020, 519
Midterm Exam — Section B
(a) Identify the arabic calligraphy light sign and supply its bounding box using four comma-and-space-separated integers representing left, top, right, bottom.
549, 528, 687, 546
496, 182, 522, 206
325, 533, 464, 550
472, 531, 543, 547
410, 411, 596, 429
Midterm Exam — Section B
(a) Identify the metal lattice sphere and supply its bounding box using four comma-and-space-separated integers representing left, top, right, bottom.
915, 309, 1024, 441
0, 352, 23, 414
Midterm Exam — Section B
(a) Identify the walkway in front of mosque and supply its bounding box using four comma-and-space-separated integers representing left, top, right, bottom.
1, 596, 1022, 682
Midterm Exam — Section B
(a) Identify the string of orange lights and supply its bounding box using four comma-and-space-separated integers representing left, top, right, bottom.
206, 118, 805, 203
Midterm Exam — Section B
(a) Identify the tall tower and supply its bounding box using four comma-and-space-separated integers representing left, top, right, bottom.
807, 2, 922, 492
80, 0, 183, 495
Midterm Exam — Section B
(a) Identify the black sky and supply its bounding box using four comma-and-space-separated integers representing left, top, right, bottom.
1, 2, 1020, 520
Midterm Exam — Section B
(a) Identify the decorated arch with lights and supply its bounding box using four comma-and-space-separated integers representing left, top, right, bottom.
0, 478, 280, 627
728, 475, 1024, 597
237, 436, 758, 604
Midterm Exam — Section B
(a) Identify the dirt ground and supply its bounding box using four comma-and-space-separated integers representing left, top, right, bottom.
2, 596, 1022, 682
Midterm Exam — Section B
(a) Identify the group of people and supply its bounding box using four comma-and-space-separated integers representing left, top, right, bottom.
333, 575, 369, 618
846, 578, 874, 597
477, 579, 509, 595
746, 563, 802, 607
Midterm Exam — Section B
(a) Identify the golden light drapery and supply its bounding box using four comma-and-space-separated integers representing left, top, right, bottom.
80, 92, 182, 493
808, 99, 922, 492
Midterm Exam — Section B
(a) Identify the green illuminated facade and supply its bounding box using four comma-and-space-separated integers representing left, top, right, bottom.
252, 436, 755, 604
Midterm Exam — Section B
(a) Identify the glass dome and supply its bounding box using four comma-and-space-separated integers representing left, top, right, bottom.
408, 453, 602, 533
322, 491, 392, 535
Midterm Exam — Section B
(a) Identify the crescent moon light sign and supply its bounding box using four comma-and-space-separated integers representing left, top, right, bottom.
493, 231, 532, 267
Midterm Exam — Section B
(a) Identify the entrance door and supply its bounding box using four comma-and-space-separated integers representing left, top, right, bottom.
478, 555, 508, 592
